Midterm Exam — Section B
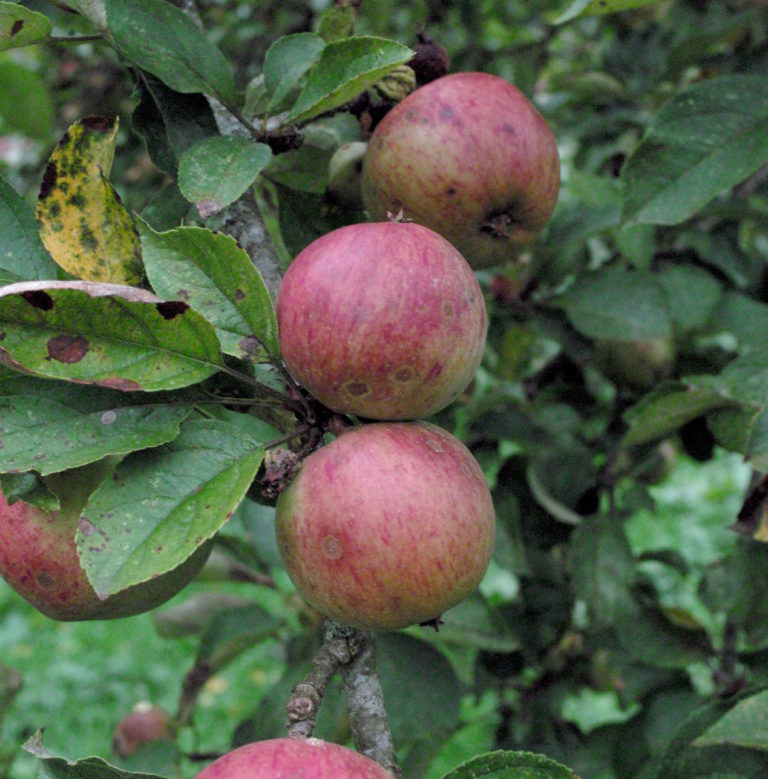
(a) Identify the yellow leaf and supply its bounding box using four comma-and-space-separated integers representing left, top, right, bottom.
36, 116, 142, 285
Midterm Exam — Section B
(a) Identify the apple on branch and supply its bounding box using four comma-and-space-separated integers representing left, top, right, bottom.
362, 71, 561, 270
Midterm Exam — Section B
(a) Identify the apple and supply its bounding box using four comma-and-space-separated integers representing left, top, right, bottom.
362, 71, 560, 269
275, 422, 495, 631
0, 460, 212, 621
112, 703, 171, 758
594, 336, 676, 391
276, 221, 487, 420
193, 738, 393, 779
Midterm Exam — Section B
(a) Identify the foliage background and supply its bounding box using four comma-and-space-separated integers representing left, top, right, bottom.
2, 1, 768, 778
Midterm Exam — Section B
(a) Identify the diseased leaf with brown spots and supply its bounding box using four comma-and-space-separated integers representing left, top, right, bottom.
0, 280, 224, 391
36, 116, 143, 285
0, 3, 52, 52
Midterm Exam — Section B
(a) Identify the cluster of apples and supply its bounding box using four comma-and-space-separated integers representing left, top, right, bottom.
199, 71, 560, 778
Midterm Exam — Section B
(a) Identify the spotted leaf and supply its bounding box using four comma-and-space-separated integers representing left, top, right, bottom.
36, 116, 143, 285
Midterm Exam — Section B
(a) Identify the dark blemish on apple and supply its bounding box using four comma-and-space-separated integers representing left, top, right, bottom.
82, 116, 113, 133
10, 20, 24, 36
47, 334, 89, 363
447, 187, 456, 196
22, 289, 54, 310
78, 517, 96, 536
234, 289, 246, 300
443, 302, 454, 317
156, 300, 189, 319
345, 380, 369, 397
394, 367, 412, 382
38, 161, 57, 195
36, 572, 57, 590
321, 535, 343, 560
502, 123, 517, 136
426, 362, 443, 380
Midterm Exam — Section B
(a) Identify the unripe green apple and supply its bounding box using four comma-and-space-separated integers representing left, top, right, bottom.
275, 422, 495, 631
193, 738, 393, 779
594, 336, 676, 391
276, 221, 487, 420
362, 72, 560, 269
0, 461, 212, 620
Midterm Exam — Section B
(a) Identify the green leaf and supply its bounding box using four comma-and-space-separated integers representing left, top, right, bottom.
77, 418, 264, 597
262, 33, 325, 112
569, 512, 636, 631
0, 2, 51, 51
554, 0, 666, 24
139, 222, 279, 361
131, 71, 219, 176
0, 376, 189, 475
197, 602, 281, 671
442, 750, 580, 778
0, 176, 58, 283
561, 688, 641, 734
377, 633, 461, 745
23, 730, 166, 779
0, 60, 54, 140
287, 36, 414, 123
693, 690, 768, 751
552, 269, 672, 340
0, 280, 224, 391
623, 382, 734, 447
623, 75, 768, 225
655, 263, 722, 332
704, 291, 768, 354
105, 0, 235, 103
177, 136, 272, 217
36, 117, 143, 285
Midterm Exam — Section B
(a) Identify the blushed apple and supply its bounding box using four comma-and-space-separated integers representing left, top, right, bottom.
0, 460, 212, 621
276, 221, 487, 420
275, 422, 495, 631
193, 738, 393, 779
362, 71, 560, 269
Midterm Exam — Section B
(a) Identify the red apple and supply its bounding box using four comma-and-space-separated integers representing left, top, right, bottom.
362, 72, 560, 269
112, 703, 172, 758
0, 461, 212, 621
193, 738, 393, 779
276, 221, 487, 420
275, 422, 495, 631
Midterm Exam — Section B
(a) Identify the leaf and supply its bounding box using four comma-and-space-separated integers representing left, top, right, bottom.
0, 280, 224, 391
287, 36, 414, 123
197, 602, 281, 670
0, 2, 51, 51
139, 222, 279, 361
177, 136, 272, 217
77, 418, 264, 597
0, 176, 58, 283
654, 263, 722, 332
553, 0, 666, 24
623, 382, 735, 447
377, 633, 461, 745
560, 688, 641, 734
693, 688, 768, 751
704, 291, 768, 354
623, 75, 768, 225
23, 730, 167, 779
104, 0, 235, 103
552, 269, 672, 340
0, 376, 189, 475
0, 60, 54, 140
262, 33, 325, 112
131, 71, 219, 176
36, 116, 143, 285
442, 750, 580, 778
